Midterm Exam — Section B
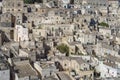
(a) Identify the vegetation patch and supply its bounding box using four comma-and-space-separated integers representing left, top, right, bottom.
57, 44, 69, 56
24, 0, 42, 4
98, 22, 109, 27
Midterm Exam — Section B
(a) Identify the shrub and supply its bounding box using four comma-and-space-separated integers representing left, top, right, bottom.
57, 44, 69, 56
98, 22, 109, 27
24, 0, 42, 4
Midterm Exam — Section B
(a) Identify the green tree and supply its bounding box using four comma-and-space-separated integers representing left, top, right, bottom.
24, 0, 43, 4
57, 44, 69, 56
24, 0, 34, 4
35, 0, 43, 3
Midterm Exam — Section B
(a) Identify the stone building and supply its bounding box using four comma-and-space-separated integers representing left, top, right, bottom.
0, 12, 15, 27
0, 53, 10, 80
2, 0, 24, 13
14, 25, 29, 42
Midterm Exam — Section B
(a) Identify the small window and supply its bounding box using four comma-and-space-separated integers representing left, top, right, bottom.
42, 10, 44, 12
12, 3, 14, 7
18, 3, 21, 7
7, 9, 10, 11
18, 9, 21, 11
39, 32, 41, 35
3, 72, 5, 74
8, 3, 10, 6
64, 64, 67, 66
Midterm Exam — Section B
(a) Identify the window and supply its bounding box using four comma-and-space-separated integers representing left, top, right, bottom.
104, 4, 106, 6
108, 68, 109, 73
18, 9, 21, 11
12, 3, 14, 7
42, 10, 44, 12
18, 3, 21, 7
39, 32, 41, 35
7, 9, 10, 11
8, 3, 10, 6
64, 64, 67, 66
